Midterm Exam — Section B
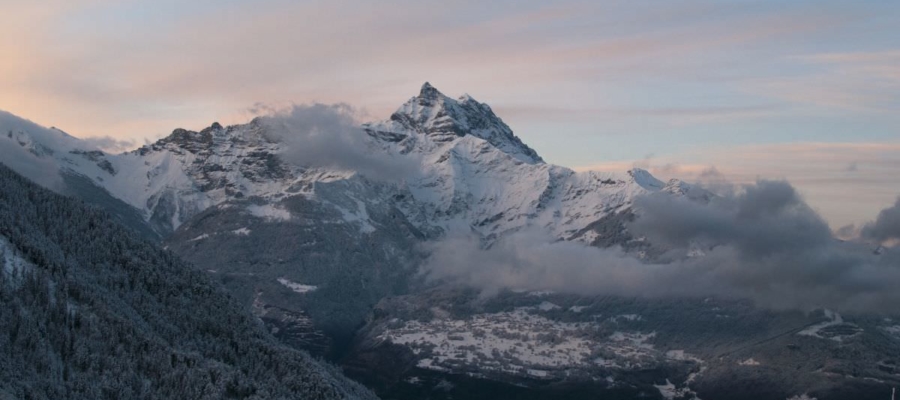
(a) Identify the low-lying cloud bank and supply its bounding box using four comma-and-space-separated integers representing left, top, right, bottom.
257, 103, 421, 182
423, 180, 900, 313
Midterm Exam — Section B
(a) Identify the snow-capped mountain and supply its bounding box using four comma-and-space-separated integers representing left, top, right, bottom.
366, 83, 697, 244
2, 84, 897, 400
1, 83, 692, 246
0, 82, 702, 366
0, 83, 706, 352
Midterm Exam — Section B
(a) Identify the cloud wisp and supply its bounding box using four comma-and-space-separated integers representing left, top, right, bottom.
422, 180, 900, 313
256, 103, 421, 182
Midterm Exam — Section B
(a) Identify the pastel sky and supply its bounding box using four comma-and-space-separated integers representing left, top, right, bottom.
1, 0, 898, 228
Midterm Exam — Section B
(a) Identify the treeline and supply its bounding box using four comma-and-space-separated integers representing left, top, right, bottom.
0, 163, 377, 400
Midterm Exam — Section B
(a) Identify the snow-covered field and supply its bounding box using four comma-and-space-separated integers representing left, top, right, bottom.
378, 307, 679, 378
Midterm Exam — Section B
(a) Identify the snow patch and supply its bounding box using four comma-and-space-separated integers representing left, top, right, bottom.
883, 325, 900, 337
738, 358, 761, 366
655, 380, 678, 400
610, 314, 642, 323
798, 310, 862, 342
247, 204, 291, 222
665, 350, 702, 362
654, 379, 701, 400
232, 227, 251, 236
0, 236, 32, 286
189, 233, 209, 242
277, 278, 317, 294
537, 301, 560, 311
609, 331, 655, 349
405, 376, 422, 385
329, 197, 376, 233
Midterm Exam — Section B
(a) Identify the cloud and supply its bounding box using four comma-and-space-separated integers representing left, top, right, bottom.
0, 144, 63, 191
421, 230, 653, 299
256, 103, 420, 182
78, 136, 136, 153
861, 197, 900, 245
574, 141, 900, 229
422, 180, 900, 313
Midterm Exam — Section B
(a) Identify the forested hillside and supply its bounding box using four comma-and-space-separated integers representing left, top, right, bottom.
0, 163, 376, 399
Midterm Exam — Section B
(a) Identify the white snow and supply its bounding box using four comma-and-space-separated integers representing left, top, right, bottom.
610, 314, 643, 322
277, 278, 317, 294
537, 301, 560, 311
665, 350, 703, 362
798, 310, 861, 342
379, 308, 669, 377
610, 331, 655, 348
738, 358, 761, 366
328, 197, 376, 233
655, 380, 678, 400
232, 227, 251, 236
0, 236, 33, 286
405, 376, 422, 385
365, 85, 696, 244
883, 325, 900, 336
247, 204, 292, 222
189, 234, 209, 242
654, 379, 701, 400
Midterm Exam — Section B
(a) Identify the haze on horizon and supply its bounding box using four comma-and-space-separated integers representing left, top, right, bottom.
1, 0, 898, 229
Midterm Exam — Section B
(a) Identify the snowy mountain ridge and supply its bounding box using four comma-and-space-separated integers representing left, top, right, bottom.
5, 85, 896, 400
0, 83, 692, 245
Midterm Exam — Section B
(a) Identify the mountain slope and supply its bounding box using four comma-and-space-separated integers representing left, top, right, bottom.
0, 84, 705, 359
0, 162, 376, 399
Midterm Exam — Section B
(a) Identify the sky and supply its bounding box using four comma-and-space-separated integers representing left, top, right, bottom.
1, 0, 898, 228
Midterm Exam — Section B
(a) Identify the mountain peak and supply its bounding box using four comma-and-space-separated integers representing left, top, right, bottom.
384, 83, 544, 164
419, 81, 442, 99
627, 168, 666, 191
